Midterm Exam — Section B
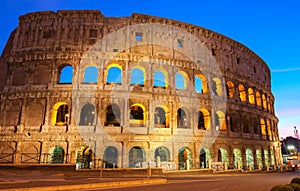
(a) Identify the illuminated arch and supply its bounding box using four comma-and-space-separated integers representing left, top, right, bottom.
260, 118, 266, 136
198, 109, 210, 130
106, 64, 122, 84
175, 71, 188, 90
103, 146, 119, 168
195, 74, 208, 94
59, 65, 73, 84
215, 111, 226, 131
233, 148, 242, 169
248, 88, 255, 104
177, 108, 188, 128
130, 67, 145, 86
238, 84, 247, 102
79, 103, 95, 126
266, 120, 272, 139
256, 149, 263, 168
212, 77, 222, 96
83, 66, 98, 83
262, 93, 267, 109
178, 147, 192, 170
154, 106, 170, 128
226, 81, 235, 98
246, 148, 254, 169
49, 146, 64, 164
199, 148, 211, 168
256, 91, 262, 107
154, 69, 168, 88
105, 104, 121, 126
129, 104, 146, 127
51, 102, 69, 126
218, 148, 229, 163
129, 146, 146, 168
155, 146, 170, 162
264, 149, 270, 166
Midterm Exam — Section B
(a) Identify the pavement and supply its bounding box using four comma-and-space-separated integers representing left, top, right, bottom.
0, 169, 167, 191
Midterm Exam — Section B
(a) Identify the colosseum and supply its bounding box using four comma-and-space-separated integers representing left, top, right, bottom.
0, 10, 281, 171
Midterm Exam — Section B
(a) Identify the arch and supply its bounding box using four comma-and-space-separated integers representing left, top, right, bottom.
256, 149, 263, 168
270, 149, 275, 166
226, 81, 235, 98
12, 68, 26, 86
233, 148, 242, 169
218, 148, 228, 163
129, 104, 145, 127
178, 147, 192, 170
212, 77, 222, 96
195, 74, 208, 94
177, 108, 188, 128
103, 146, 118, 168
106, 64, 122, 84
105, 104, 121, 126
264, 149, 270, 166
79, 104, 95, 126
238, 84, 247, 102
83, 66, 98, 83
260, 118, 267, 136
0, 145, 15, 164
199, 148, 211, 168
215, 111, 226, 131
248, 88, 255, 104
25, 102, 44, 127
51, 102, 69, 126
130, 67, 145, 86
175, 71, 188, 90
154, 106, 169, 128
267, 120, 272, 139
129, 146, 145, 168
154, 146, 170, 162
262, 94, 267, 109
76, 146, 93, 169
230, 113, 240, 132
59, 65, 73, 84
49, 146, 64, 164
242, 115, 250, 133
33, 65, 49, 85
246, 148, 254, 169
198, 109, 210, 130
255, 91, 262, 107
154, 70, 168, 88
253, 117, 260, 134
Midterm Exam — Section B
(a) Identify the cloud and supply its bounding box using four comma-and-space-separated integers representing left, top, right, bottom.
272, 67, 300, 73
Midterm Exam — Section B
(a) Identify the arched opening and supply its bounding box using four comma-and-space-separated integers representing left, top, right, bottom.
83, 66, 98, 83
248, 88, 255, 104
154, 107, 169, 128
154, 70, 167, 88
103, 146, 118, 168
76, 146, 93, 169
130, 67, 145, 86
49, 146, 64, 164
242, 115, 250, 133
218, 148, 228, 163
215, 111, 226, 131
79, 104, 95, 126
256, 149, 263, 168
270, 149, 275, 166
106, 64, 122, 84
226, 81, 235, 98
105, 104, 121, 126
230, 113, 240, 132
253, 117, 260, 134
198, 111, 205, 130
195, 74, 207, 94
256, 91, 262, 107
212, 77, 222, 96
178, 147, 192, 170
129, 146, 145, 168
264, 149, 270, 167
59, 65, 73, 84
175, 72, 187, 90
238, 84, 246, 102
233, 148, 242, 169
52, 102, 69, 126
129, 104, 145, 127
154, 146, 170, 162
260, 119, 267, 136
199, 148, 211, 168
262, 94, 267, 109
246, 148, 254, 169
177, 108, 187, 128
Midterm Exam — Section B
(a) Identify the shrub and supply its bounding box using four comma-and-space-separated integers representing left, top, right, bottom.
271, 185, 293, 191
291, 178, 300, 185
289, 183, 300, 191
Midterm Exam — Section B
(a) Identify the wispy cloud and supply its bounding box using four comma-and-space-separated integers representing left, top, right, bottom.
272, 67, 300, 73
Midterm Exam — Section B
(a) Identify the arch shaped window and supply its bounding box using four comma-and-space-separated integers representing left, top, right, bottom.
178, 147, 192, 170
256, 91, 262, 107
154, 107, 169, 128
155, 146, 170, 162
238, 84, 247, 102
105, 104, 121, 126
130, 68, 145, 86
248, 88, 255, 104
154, 70, 167, 88
253, 117, 260, 134
267, 120, 272, 139
83, 66, 98, 83
218, 148, 228, 163
50, 146, 64, 164
256, 149, 263, 168
130, 104, 145, 127
129, 146, 145, 168
270, 149, 275, 166
76, 146, 93, 169
104, 146, 118, 168
233, 148, 242, 169
260, 119, 266, 136
226, 81, 235, 98
262, 94, 267, 109
246, 149, 254, 169
199, 148, 211, 168
106, 65, 122, 84
230, 113, 240, 132
175, 72, 187, 90
177, 108, 187, 128
59, 65, 73, 84
242, 115, 250, 133
264, 149, 270, 166
79, 104, 95, 126
197, 110, 210, 130
52, 102, 69, 126
215, 111, 226, 131
212, 77, 222, 96
195, 74, 207, 94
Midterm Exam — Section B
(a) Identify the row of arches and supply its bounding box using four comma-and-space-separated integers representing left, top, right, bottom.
56, 64, 274, 113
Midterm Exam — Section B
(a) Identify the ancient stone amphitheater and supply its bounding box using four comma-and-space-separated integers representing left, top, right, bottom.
0, 10, 281, 170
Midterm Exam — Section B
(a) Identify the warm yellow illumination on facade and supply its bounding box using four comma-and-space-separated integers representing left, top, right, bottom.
216, 111, 226, 131
256, 91, 262, 107
212, 77, 222, 96
267, 120, 272, 138
51, 102, 68, 126
129, 103, 146, 127
238, 84, 246, 102
177, 71, 188, 89
226, 81, 235, 98
248, 88, 255, 104
262, 94, 267, 109
200, 109, 210, 130
196, 74, 208, 94
131, 66, 146, 85
260, 119, 266, 136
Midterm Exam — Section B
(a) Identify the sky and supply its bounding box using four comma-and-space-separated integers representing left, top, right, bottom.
1, 0, 300, 139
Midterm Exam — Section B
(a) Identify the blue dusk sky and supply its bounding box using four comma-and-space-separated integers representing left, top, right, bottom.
1, 0, 299, 138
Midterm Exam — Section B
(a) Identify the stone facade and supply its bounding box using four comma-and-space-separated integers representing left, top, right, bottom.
0, 10, 280, 170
